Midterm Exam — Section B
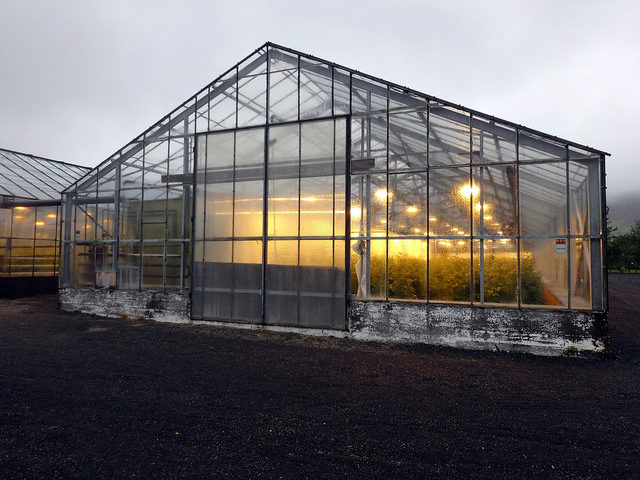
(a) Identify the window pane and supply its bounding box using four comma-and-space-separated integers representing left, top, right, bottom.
520, 238, 567, 307
519, 162, 567, 236
429, 239, 470, 303
265, 240, 298, 326
388, 109, 428, 171
571, 238, 591, 309
350, 238, 386, 299
429, 105, 470, 167
429, 167, 472, 237
389, 172, 427, 237
389, 239, 426, 300
474, 238, 517, 306
350, 173, 387, 238
232, 240, 263, 323
472, 165, 517, 236
299, 240, 334, 327
202, 241, 232, 320
472, 120, 516, 164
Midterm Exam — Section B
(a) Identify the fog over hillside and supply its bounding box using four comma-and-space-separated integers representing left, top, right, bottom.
608, 191, 640, 234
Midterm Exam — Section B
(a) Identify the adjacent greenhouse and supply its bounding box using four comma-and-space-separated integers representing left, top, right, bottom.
59, 43, 609, 355
0, 148, 89, 295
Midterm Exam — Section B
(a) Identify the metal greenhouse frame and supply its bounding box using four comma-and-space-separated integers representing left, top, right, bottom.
60, 42, 609, 348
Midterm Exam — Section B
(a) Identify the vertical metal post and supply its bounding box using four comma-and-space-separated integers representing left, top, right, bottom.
516, 130, 521, 308
385, 87, 390, 301
600, 154, 608, 311
425, 104, 430, 303
112, 159, 121, 283
181, 128, 191, 292
479, 130, 485, 305
261, 46, 271, 325
31, 206, 37, 277
566, 145, 572, 310
588, 156, 603, 310
469, 114, 474, 305
344, 116, 351, 330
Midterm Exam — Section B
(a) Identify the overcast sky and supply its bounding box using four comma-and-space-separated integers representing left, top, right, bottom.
1, 0, 638, 197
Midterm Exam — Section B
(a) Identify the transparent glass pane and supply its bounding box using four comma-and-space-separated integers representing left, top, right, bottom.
142, 242, 164, 289
265, 240, 298, 326
389, 239, 426, 300
569, 159, 599, 236
519, 162, 567, 236
333, 68, 350, 115
237, 74, 267, 127
232, 240, 263, 323
388, 110, 428, 171
388, 172, 427, 237
520, 238, 567, 307
205, 181, 233, 238
473, 239, 517, 306
350, 174, 387, 238
299, 240, 334, 327
472, 165, 517, 236
350, 238, 386, 299
428, 167, 472, 237
571, 238, 591, 309
429, 239, 470, 303
35, 205, 58, 240
12, 207, 35, 238
209, 72, 237, 131
350, 115, 386, 173
143, 141, 169, 187
268, 123, 299, 237
299, 60, 332, 120
269, 68, 298, 123
429, 105, 470, 167
519, 132, 565, 163
472, 120, 516, 164
117, 241, 141, 290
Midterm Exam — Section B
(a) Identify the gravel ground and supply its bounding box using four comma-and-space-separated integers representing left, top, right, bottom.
1, 274, 639, 479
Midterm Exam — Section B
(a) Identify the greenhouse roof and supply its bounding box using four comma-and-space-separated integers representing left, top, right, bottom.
0, 148, 90, 201
66, 42, 609, 195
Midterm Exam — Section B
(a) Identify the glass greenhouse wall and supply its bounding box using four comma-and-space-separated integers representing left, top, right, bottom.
0, 149, 89, 280
60, 43, 608, 331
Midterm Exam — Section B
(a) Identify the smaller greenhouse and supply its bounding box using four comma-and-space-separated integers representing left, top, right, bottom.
0, 148, 89, 295
59, 43, 609, 355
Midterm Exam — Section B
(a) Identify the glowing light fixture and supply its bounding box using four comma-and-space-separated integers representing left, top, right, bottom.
474, 203, 490, 212
380, 219, 387, 224
35, 221, 45, 226
413, 228, 421, 233
302, 197, 317, 202
457, 241, 465, 245
46, 214, 57, 218
350, 206, 362, 219
406, 206, 418, 214
374, 188, 392, 201
14, 215, 23, 219
429, 216, 437, 222
483, 215, 492, 220
459, 183, 479, 198
15, 206, 27, 211
457, 231, 465, 235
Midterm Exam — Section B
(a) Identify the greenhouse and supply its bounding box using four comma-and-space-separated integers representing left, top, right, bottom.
0, 148, 89, 295
59, 43, 609, 355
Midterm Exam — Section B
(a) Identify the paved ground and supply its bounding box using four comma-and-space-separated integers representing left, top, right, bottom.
1, 275, 639, 479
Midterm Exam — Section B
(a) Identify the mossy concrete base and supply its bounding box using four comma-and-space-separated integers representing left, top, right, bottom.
349, 300, 609, 356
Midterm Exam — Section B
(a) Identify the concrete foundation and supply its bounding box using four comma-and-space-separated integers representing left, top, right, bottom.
349, 300, 609, 356
59, 288, 609, 356
59, 288, 189, 323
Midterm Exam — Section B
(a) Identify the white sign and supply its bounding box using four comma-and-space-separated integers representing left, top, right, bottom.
555, 238, 567, 254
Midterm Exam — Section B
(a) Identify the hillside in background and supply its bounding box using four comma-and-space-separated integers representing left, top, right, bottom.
608, 192, 640, 234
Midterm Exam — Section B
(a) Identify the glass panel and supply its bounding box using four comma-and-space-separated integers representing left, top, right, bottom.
143, 141, 168, 187
429, 105, 470, 167
428, 167, 472, 237
351, 75, 387, 114
299, 59, 332, 120
350, 114, 386, 173
232, 240, 262, 323
388, 109, 428, 171
520, 238, 567, 307
205, 181, 233, 238
237, 74, 267, 127
265, 240, 298, 326
73, 244, 93, 286
388, 172, 427, 237
269, 66, 298, 123
472, 165, 517, 236
333, 240, 346, 329
12, 207, 35, 238
473, 238, 518, 306
569, 160, 598, 236
119, 189, 142, 240
268, 123, 299, 237
388, 239, 426, 300
333, 68, 350, 115
472, 120, 516, 164
35, 206, 58, 240
201, 241, 232, 320
519, 162, 567, 236
299, 240, 334, 327
165, 241, 183, 290
519, 132, 565, 163
142, 242, 164, 289
117, 241, 141, 290
209, 72, 237, 131
350, 238, 386, 299
429, 239, 470, 303
350, 173, 387, 238
234, 129, 264, 237
571, 238, 591, 309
